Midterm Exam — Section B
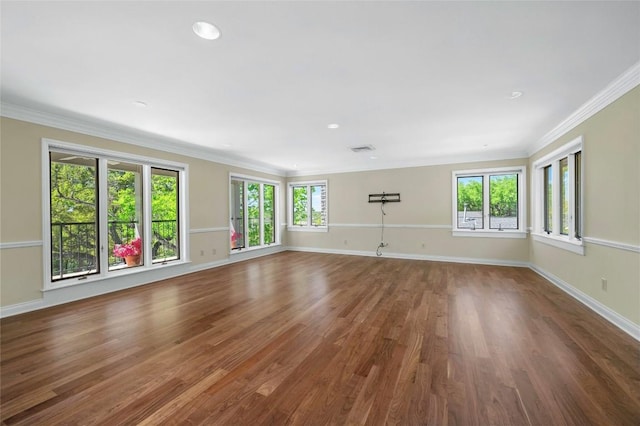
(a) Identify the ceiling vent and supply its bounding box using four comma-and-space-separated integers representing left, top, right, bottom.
350, 144, 375, 153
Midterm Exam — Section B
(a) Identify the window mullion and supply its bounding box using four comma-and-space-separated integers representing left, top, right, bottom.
288, 185, 293, 227
482, 175, 490, 230
552, 160, 561, 236
307, 185, 312, 226
568, 153, 576, 240
98, 158, 108, 276
142, 165, 152, 266
259, 183, 265, 245
243, 181, 249, 247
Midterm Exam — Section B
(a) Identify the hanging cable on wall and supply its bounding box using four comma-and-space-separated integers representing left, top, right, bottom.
376, 202, 388, 256
368, 192, 400, 256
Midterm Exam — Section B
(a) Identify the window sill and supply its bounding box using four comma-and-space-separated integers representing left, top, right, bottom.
532, 232, 585, 255
43, 259, 191, 291
452, 230, 527, 239
287, 226, 328, 233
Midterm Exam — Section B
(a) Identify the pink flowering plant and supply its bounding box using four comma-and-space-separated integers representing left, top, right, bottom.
113, 237, 142, 258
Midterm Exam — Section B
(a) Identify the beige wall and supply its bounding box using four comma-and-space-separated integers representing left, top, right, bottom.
0, 117, 286, 306
529, 86, 640, 326
287, 159, 530, 263
1, 86, 638, 331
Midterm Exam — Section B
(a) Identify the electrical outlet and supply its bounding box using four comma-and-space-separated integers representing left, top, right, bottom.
200, 250, 204, 256
421, 242, 425, 248
212, 249, 217, 255
601, 278, 608, 291
344, 239, 348, 245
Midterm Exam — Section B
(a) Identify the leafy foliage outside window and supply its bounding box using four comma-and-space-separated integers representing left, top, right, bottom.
292, 186, 308, 226
50, 156, 99, 279
290, 182, 327, 228
263, 185, 275, 244
457, 176, 483, 229
49, 152, 182, 281
538, 147, 582, 241
230, 177, 278, 250
108, 164, 143, 269
489, 174, 518, 229
151, 169, 179, 261
454, 168, 523, 232
247, 183, 261, 247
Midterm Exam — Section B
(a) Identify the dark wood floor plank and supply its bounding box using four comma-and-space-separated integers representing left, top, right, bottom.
1, 252, 638, 425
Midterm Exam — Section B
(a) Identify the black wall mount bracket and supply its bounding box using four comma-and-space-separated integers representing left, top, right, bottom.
368, 192, 401, 204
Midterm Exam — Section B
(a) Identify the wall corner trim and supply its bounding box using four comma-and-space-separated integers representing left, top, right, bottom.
529, 264, 640, 341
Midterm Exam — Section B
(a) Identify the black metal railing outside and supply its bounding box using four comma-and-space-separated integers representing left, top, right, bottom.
51, 220, 178, 279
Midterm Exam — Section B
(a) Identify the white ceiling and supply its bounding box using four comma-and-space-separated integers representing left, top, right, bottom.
2, 1, 639, 176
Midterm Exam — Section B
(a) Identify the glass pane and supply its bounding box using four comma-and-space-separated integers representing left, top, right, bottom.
489, 174, 518, 229
151, 168, 179, 262
247, 183, 261, 247
560, 158, 569, 235
574, 152, 581, 239
311, 185, 326, 226
263, 184, 275, 244
457, 176, 483, 229
49, 153, 99, 280
230, 179, 245, 249
544, 165, 553, 233
292, 186, 308, 226
108, 162, 143, 270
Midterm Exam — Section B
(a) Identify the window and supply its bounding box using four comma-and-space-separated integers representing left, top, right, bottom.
532, 136, 583, 254
151, 168, 180, 262
108, 161, 144, 270
49, 153, 100, 279
230, 175, 280, 251
288, 181, 328, 231
452, 166, 526, 237
44, 139, 188, 287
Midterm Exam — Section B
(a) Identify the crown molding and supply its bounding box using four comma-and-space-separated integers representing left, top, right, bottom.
0, 102, 287, 177
3, 60, 637, 178
285, 149, 529, 177
528, 61, 640, 156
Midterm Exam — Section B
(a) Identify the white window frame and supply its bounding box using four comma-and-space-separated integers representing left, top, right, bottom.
287, 180, 328, 232
229, 173, 281, 253
451, 166, 526, 238
532, 136, 584, 255
42, 138, 189, 290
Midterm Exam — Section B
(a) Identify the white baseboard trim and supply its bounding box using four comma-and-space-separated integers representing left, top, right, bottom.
3, 245, 637, 343
285, 246, 529, 267
0, 246, 286, 318
529, 264, 640, 341
0, 299, 47, 317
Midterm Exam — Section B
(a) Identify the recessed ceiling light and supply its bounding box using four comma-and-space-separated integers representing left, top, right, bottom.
482, 144, 488, 148
508, 91, 523, 99
370, 156, 378, 160
327, 123, 339, 129
133, 100, 147, 107
193, 21, 221, 40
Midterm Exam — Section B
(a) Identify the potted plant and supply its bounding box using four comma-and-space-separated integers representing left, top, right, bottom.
113, 237, 142, 266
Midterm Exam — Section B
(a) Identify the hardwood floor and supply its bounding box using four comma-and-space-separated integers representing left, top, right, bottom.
1, 252, 639, 425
